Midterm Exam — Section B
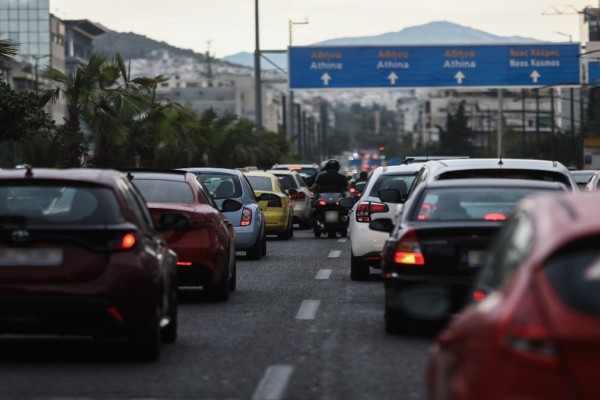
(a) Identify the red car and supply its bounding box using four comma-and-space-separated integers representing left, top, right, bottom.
0, 168, 185, 361
128, 170, 239, 301
428, 191, 600, 400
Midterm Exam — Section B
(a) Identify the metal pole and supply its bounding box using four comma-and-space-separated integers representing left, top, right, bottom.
254, 0, 262, 127
571, 87, 576, 165
498, 89, 503, 157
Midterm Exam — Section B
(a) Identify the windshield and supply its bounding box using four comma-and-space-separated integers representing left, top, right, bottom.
246, 176, 273, 191
132, 179, 195, 203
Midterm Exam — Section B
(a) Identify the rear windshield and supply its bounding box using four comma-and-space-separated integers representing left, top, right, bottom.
438, 169, 572, 188
246, 176, 272, 191
411, 187, 560, 222
274, 175, 297, 189
368, 174, 416, 197
193, 173, 243, 199
546, 237, 600, 317
132, 179, 194, 203
0, 185, 124, 225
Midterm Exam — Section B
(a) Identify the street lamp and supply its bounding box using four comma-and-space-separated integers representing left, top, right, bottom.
555, 31, 573, 42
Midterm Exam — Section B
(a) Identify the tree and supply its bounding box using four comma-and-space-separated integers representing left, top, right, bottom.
0, 40, 55, 167
439, 100, 474, 156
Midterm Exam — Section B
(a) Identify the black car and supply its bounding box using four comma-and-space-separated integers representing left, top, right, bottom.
371, 178, 568, 334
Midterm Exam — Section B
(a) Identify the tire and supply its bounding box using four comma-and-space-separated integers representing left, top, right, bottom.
229, 255, 237, 292
261, 231, 267, 256
313, 225, 321, 238
385, 304, 410, 335
129, 307, 161, 362
350, 252, 370, 281
246, 234, 262, 260
161, 294, 178, 344
278, 218, 294, 240
340, 228, 348, 238
205, 268, 230, 301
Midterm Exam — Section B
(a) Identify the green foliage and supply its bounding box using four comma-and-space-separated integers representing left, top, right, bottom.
93, 31, 206, 62
439, 100, 475, 156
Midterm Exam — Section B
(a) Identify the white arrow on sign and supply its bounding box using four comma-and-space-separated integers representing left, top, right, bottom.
321, 73, 332, 86
530, 70, 541, 83
388, 72, 398, 85
455, 71, 465, 84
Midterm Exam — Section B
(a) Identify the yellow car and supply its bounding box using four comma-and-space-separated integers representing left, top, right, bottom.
243, 170, 294, 240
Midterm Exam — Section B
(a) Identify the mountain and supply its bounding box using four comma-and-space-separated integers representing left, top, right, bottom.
93, 30, 206, 62
222, 20, 544, 70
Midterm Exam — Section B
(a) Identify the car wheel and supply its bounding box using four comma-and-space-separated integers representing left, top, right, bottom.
205, 268, 230, 301
350, 252, 370, 281
385, 304, 411, 335
278, 219, 294, 240
246, 234, 262, 260
261, 231, 267, 255
161, 293, 178, 344
313, 225, 321, 238
340, 228, 348, 238
229, 255, 237, 292
129, 307, 161, 362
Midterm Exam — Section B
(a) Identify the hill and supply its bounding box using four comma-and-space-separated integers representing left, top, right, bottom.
222, 20, 544, 70
93, 30, 206, 62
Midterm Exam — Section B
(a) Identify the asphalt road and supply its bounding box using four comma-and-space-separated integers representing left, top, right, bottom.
0, 228, 434, 400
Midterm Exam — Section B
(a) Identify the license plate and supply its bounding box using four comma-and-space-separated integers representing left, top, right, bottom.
467, 250, 484, 268
325, 210, 339, 223
0, 248, 63, 267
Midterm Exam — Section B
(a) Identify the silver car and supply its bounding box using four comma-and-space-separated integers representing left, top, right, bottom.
267, 169, 313, 228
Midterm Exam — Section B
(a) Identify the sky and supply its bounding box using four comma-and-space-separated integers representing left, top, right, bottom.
50, 0, 590, 58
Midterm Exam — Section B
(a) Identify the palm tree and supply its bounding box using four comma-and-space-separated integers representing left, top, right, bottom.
0, 39, 18, 62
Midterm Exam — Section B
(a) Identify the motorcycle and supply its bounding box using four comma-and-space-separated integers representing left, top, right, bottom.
312, 192, 352, 238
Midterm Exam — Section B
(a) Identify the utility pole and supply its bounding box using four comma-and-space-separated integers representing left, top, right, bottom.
254, 0, 262, 127
288, 18, 309, 156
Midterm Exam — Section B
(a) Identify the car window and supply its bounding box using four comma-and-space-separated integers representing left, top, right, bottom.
0, 184, 124, 225
411, 187, 557, 221
476, 211, 534, 293
246, 176, 273, 191
132, 179, 195, 203
368, 174, 416, 197
274, 174, 297, 189
437, 169, 572, 188
195, 173, 243, 199
545, 235, 600, 317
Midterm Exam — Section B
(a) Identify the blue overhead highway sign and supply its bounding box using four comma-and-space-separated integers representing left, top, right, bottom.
288, 43, 581, 89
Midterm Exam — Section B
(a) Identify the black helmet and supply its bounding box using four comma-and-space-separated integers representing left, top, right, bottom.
324, 159, 341, 172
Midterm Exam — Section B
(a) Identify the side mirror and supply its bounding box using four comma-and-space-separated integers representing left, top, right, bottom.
369, 218, 395, 233
354, 181, 367, 193
338, 196, 356, 209
258, 192, 273, 202
287, 188, 298, 196
378, 188, 407, 204
221, 198, 243, 212
158, 212, 190, 231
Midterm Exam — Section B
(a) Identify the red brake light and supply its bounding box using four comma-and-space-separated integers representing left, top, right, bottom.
472, 290, 486, 302
177, 261, 193, 266
106, 306, 124, 323
240, 207, 252, 226
484, 213, 507, 221
394, 229, 425, 265
317, 199, 327, 207
120, 233, 136, 250
496, 291, 559, 369
355, 202, 389, 223
294, 192, 306, 200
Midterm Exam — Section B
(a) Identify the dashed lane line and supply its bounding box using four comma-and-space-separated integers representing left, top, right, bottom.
328, 250, 342, 258
295, 300, 321, 320
252, 364, 294, 400
316, 269, 332, 279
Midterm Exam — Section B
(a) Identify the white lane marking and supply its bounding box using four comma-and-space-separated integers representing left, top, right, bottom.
316, 269, 332, 280
252, 365, 294, 400
296, 300, 321, 320
328, 250, 342, 258
337, 238, 347, 243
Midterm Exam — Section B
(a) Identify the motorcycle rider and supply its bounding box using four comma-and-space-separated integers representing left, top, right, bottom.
309, 159, 348, 195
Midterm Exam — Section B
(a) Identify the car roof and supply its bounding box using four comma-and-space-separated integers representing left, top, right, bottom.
179, 167, 240, 177
124, 169, 189, 182
374, 163, 424, 175
424, 158, 570, 172
266, 169, 298, 176
423, 178, 568, 190
244, 171, 277, 178
519, 192, 600, 259
0, 168, 124, 186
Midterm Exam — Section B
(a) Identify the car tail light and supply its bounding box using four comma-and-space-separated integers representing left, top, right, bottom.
290, 192, 306, 200
355, 202, 389, 223
108, 232, 137, 251
240, 207, 252, 226
317, 199, 327, 207
496, 291, 559, 369
268, 196, 282, 207
106, 306, 124, 323
473, 290, 486, 302
349, 187, 356, 194
484, 213, 507, 221
394, 228, 425, 265
177, 261, 193, 266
